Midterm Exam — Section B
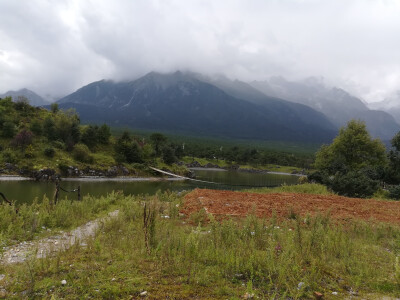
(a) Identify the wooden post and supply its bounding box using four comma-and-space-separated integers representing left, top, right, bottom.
77, 186, 81, 201
54, 181, 60, 205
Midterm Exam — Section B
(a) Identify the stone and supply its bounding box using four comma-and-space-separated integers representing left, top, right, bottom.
243, 292, 254, 299
313, 291, 323, 299
0, 274, 5, 281
61, 279, 67, 285
140, 291, 148, 297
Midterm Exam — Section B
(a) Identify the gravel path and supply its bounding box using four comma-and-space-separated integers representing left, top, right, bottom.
0, 210, 119, 265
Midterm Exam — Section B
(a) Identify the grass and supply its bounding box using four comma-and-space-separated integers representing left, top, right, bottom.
181, 156, 304, 173
244, 183, 332, 195
0, 191, 125, 248
2, 189, 400, 298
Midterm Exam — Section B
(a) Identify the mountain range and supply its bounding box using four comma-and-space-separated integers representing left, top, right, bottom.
249, 77, 399, 141
0, 88, 49, 106
369, 91, 400, 124
57, 71, 337, 142
3, 71, 399, 143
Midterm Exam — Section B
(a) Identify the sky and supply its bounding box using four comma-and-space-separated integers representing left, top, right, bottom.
0, 0, 399, 102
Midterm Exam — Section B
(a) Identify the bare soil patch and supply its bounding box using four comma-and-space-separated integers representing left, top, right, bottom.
182, 189, 400, 224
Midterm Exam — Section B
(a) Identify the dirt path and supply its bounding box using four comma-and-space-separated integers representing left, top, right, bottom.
182, 189, 400, 225
0, 210, 119, 265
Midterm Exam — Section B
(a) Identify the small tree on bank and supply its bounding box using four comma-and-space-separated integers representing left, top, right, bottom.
312, 120, 387, 197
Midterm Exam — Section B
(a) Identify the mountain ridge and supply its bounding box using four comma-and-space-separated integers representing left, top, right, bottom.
58, 71, 337, 143
0, 88, 49, 106
250, 77, 399, 140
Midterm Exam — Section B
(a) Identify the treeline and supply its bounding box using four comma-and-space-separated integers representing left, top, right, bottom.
0, 96, 314, 171
182, 143, 313, 168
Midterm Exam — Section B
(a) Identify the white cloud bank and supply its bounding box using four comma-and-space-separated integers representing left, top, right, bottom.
0, 0, 399, 102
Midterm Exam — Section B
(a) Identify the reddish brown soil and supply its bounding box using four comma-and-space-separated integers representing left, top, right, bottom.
182, 189, 400, 225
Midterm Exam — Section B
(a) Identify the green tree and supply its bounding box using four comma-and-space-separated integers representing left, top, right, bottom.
161, 145, 176, 165
114, 131, 143, 163
1, 121, 16, 138
313, 120, 387, 197
51, 103, 59, 114
150, 133, 167, 156
385, 132, 400, 184
315, 120, 387, 173
97, 124, 111, 145
43, 116, 57, 140
30, 120, 43, 136
81, 125, 99, 149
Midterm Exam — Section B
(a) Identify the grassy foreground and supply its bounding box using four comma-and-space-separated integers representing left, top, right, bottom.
1, 188, 400, 299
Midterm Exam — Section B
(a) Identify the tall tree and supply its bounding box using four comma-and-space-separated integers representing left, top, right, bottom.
150, 133, 167, 156
313, 120, 387, 197
315, 120, 387, 173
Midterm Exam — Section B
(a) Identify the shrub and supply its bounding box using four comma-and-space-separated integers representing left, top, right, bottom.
11, 129, 34, 150
52, 140, 65, 150
388, 185, 400, 200
58, 162, 69, 176
73, 143, 94, 164
1, 121, 16, 138
1, 148, 17, 163
30, 120, 43, 136
44, 147, 55, 158
24, 144, 35, 158
328, 171, 379, 198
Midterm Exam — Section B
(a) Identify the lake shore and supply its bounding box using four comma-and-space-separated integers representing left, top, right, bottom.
0, 174, 185, 182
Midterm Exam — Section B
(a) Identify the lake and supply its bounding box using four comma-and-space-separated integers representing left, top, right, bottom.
0, 169, 301, 205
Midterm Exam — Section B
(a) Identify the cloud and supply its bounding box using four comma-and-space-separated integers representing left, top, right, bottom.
0, 0, 399, 102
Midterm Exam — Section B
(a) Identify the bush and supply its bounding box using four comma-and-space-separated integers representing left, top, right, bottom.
73, 143, 94, 164
11, 129, 34, 150
1, 148, 17, 164
1, 121, 16, 138
58, 162, 69, 176
328, 171, 379, 198
44, 147, 55, 158
388, 185, 400, 200
24, 144, 35, 158
52, 140, 65, 150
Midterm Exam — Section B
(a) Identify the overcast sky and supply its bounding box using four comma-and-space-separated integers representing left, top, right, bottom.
0, 0, 399, 102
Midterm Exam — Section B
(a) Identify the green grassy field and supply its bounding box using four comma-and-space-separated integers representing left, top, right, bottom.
1, 186, 400, 299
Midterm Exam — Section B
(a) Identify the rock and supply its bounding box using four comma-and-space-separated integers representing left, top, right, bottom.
4, 163, 16, 170
331, 291, 338, 295
313, 291, 323, 299
140, 291, 148, 297
61, 279, 67, 285
243, 292, 254, 299
0, 289, 7, 298
297, 282, 305, 289
204, 162, 220, 168
0, 274, 4, 281
120, 166, 130, 175
186, 161, 201, 168
106, 166, 119, 177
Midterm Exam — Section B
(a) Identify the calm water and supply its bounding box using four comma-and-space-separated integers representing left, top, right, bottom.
0, 169, 300, 204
